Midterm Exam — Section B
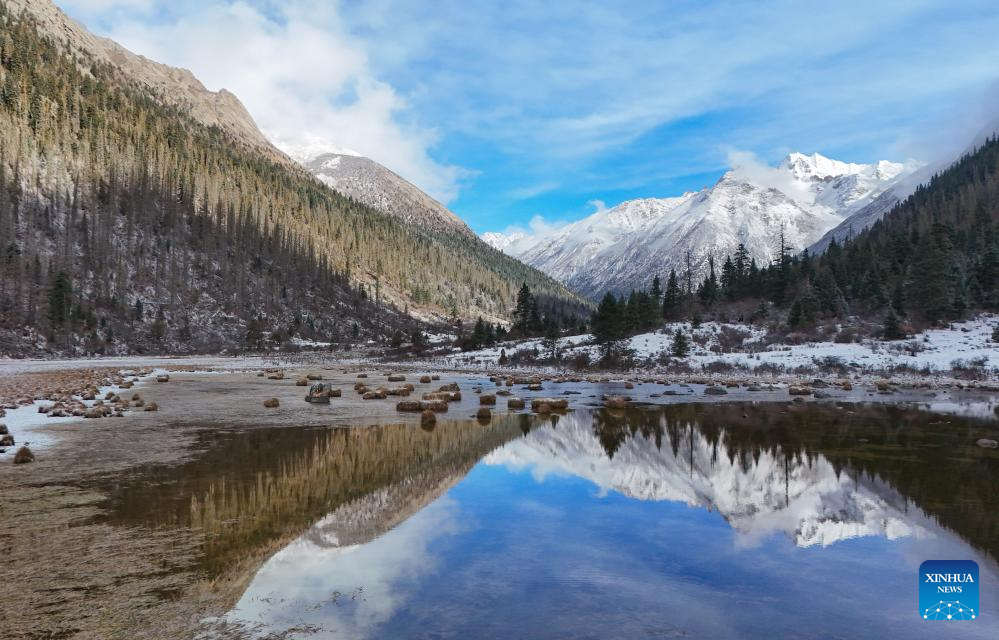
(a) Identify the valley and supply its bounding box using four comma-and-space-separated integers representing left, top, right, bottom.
1, 1, 998, 639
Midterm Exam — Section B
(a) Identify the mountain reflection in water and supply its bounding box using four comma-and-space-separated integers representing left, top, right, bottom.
208, 402, 999, 639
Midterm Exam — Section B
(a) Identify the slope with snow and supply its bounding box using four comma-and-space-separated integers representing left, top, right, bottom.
486, 153, 919, 297
304, 152, 473, 237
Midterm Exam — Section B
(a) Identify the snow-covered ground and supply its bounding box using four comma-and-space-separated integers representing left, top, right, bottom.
444, 315, 999, 377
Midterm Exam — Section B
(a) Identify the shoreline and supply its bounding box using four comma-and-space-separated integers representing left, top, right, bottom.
0, 365, 997, 638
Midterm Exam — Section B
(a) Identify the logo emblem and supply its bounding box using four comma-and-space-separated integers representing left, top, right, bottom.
919, 560, 979, 620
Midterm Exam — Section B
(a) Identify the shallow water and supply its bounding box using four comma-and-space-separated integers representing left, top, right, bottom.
101, 401, 999, 639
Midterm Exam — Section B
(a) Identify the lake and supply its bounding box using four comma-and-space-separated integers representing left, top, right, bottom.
94, 399, 999, 639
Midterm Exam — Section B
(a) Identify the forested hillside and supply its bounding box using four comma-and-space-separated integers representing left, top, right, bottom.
588, 135, 999, 347
0, 4, 581, 354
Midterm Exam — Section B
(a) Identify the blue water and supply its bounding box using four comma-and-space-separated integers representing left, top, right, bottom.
222, 405, 999, 639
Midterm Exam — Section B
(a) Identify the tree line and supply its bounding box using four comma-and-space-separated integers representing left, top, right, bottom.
589, 135, 999, 350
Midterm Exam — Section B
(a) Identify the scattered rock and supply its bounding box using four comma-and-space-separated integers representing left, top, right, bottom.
0, 423, 7, 435
603, 396, 628, 409
307, 373, 323, 381
144, 402, 159, 412
480, 394, 496, 405
296, 378, 308, 386
704, 386, 728, 395
531, 398, 568, 412
746, 385, 763, 392
421, 400, 449, 412
534, 401, 552, 414
387, 374, 406, 382
841, 381, 853, 391
476, 407, 492, 421
13, 445, 34, 464
357, 373, 368, 379
624, 382, 634, 389
0, 434, 14, 447
156, 375, 170, 383
507, 397, 525, 409
419, 375, 432, 384
431, 375, 440, 381
421, 410, 437, 427
788, 386, 811, 396
396, 401, 422, 412
263, 398, 280, 408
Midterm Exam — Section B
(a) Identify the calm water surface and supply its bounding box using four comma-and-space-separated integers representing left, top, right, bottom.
104, 401, 999, 639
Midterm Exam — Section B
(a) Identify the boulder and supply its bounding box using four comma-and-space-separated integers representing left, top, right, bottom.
419, 375, 432, 384
156, 375, 170, 383
387, 374, 406, 382
507, 397, 525, 409
0, 423, 7, 435
704, 386, 728, 395
357, 373, 368, 379
420, 410, 437, 427
527, 383, 543, 391
788, 387, 811, 396
144, 402, 159, 412
263, 398, 280, 408
296, 378, 309, 386
534, 401, 552, 414
0, 434, 14, 447
307, 373, 323, 381
603, 396, 628, 409
531, 398, 568, 412
330, 389, 342, 398
624, 382, 634, 390
476, 407, 492, 421
396, 401, 422, 412
421, 400, 449, 412
431, 375, 440, 381
480, 394, 496, 406
13, 445, 34, 464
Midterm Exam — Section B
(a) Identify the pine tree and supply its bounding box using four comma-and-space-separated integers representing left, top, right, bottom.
670, 328, 689, 358
591, 293, 624, 353
513, 283, 534, 335
662, 269, 681, 320
883, 308, 906, 340
46, 270, 71, 330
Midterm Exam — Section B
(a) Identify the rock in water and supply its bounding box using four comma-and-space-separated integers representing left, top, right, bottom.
704, 386, 728, 395
263, 398, 280, 408
13, 446, 34, 464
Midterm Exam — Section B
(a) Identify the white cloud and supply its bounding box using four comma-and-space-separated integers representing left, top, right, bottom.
725, 150, 813, 202
508, 181, 559, 200
58, 0, 465, 203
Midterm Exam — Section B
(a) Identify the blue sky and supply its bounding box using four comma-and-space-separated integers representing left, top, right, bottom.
60, 1, 999, 234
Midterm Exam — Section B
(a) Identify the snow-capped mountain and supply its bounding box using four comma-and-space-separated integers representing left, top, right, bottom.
484, 152, 920, 298
304, 151, 474, 237
809, 115, 999, 253
485, 413, 930, 548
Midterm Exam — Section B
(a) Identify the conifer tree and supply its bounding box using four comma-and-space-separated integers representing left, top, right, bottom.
670, 328, 689, 358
